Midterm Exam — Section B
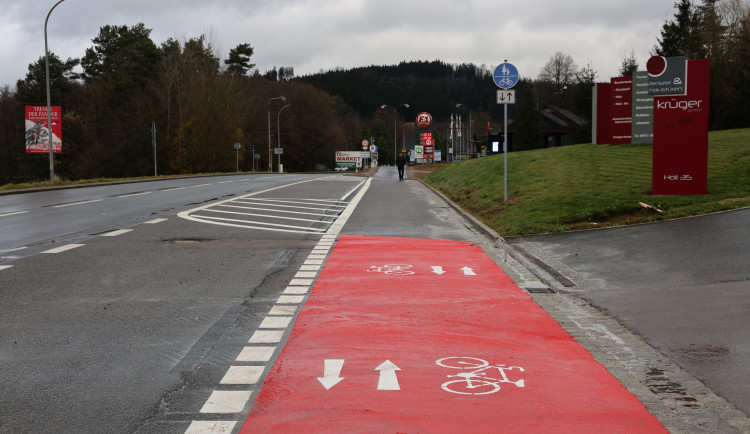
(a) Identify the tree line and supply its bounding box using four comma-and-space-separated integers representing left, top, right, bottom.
1, 24, 352, 184
2, 0, 749, 184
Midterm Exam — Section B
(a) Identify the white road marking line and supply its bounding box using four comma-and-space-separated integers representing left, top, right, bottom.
277, 295, 304, 304
118, 192, 151, 198
220, 366, 265, 385
218, 180, 235, 184
258, 316, 293, 329
0, 265, 13, 271
218, 204, 339, 218
42, 244, 85, 254
190, 215, 327, 233
0, 210, 29, 218
299, 265, 321, 271
53, 199, 103, 208
304, 259, 324, 265
199, 390, 252, 414
289, 278, 313, 286
161, 187, 185, 192
236, 346, 276, 362
307, 254, 327, 260
269, 305, 297, 316
326, 178, 371, 234
283, 286, 309, 294
100, 229, 133, 237
294, 271, 317, 279
191, 183, 212, 188
249, 330, 285, 343
144, 218, 168, 224
185, 420, 237, 433
204, 208, 335, 223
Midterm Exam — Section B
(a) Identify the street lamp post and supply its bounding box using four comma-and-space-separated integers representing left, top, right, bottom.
380, 104, 409, 165
45, 0, 66, 182
277, 104, 291, 173
268, 96, 286, 172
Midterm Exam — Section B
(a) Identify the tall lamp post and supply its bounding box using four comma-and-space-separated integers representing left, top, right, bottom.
277, 104, 291, 173
268, 96, 286, 171
380, 104, 409, 165
45, 0, 66, 181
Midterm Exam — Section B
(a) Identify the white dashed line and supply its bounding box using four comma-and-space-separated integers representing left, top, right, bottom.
118, 192, 151, 198
184, 421, 236, 433
42, 244, 85, 254
162, 187, 185, 192
268, 305, 297, 316
144, 218, 168, 224
199, 391, 252, 414
187, 178, 373, 432
236, 346, 277, 362
53, 199, 103, 208
249, 330, 285, 344
100, 229, 133, 237
0, 265, 13, 271
0, 210, 29, 218
220, 366, 265, 385
258, 316, 293, 329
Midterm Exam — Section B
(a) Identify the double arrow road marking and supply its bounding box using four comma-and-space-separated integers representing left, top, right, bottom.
317, 359, 401, 391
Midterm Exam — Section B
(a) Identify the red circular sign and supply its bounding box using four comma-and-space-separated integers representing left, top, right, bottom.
416, 112, 432, 129
647, 56, 667, 77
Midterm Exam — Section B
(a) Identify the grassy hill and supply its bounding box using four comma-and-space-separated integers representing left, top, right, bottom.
423, 128, 750, 237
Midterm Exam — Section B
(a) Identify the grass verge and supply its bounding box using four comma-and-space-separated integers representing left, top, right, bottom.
423, 128, 750, 236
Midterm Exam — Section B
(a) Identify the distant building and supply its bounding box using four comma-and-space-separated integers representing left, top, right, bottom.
486, 105, 588, 153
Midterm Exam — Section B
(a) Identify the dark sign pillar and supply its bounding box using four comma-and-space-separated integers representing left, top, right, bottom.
649, 57, 710, 195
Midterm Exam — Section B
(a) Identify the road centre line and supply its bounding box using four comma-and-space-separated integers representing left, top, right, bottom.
161, 187, 186, 192
218, 204, 339, 217
42, 243, 85, 254
144, 218, 168, 224
0, 265, 13, 271
191, 183, 212, 188
53, 199, 103, 208
0, 210, 29, 218
118, 192, 151, 198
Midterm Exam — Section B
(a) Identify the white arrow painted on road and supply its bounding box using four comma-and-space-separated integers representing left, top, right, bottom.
375, 360, 401, 390
431, 266, 446, 275
461, 267, 477, 276
317, 359, 345, 390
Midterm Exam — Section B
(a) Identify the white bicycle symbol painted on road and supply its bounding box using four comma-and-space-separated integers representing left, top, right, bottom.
436, 357, 525, 395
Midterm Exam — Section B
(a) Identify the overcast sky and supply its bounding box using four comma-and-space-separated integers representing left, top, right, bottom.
1, 0, 677, 88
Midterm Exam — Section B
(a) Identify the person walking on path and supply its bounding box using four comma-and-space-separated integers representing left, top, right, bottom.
396, 152, 406, 181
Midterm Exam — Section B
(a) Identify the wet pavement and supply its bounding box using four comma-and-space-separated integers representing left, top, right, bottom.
508, 208, 750, 418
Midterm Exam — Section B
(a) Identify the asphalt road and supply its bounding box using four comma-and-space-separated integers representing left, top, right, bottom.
508, 208, 750, 417
2, 167, 748, 433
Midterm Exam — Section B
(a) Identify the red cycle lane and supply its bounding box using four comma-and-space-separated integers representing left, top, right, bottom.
241, 235, 665, 433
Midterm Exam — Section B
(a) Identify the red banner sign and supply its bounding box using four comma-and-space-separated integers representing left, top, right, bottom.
651, 59, 710, 195
25, 106, 62, 154
610, 77, 632, 144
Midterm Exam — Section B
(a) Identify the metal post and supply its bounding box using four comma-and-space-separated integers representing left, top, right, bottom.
152, 121, 157, 176
267, 109, 272, 172
45, 0, 66, 182
504, 104, 508, 203
277, 104, 291, 173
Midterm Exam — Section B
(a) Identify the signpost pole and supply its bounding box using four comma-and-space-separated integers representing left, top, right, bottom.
504, 105, 508, 202
493, 61, 518, 203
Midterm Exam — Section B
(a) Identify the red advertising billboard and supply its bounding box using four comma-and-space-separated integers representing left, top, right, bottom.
651, 59, 710, 195
592, 83, 611, 145
25, 105, 62, 154
610, 77, 632, 144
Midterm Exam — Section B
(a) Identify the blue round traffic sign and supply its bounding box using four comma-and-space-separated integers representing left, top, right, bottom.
493, 63, 519, 89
